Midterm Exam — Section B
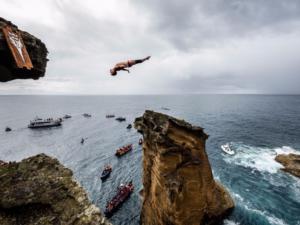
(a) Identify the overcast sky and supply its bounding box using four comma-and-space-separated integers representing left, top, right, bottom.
1, 0, 300, 94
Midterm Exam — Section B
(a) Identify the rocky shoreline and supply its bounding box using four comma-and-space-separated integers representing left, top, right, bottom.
0, 154, 111, 225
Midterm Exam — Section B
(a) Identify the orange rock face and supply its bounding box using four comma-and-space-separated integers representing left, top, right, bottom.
275, 153, 300, 178
134, 110, 234, 225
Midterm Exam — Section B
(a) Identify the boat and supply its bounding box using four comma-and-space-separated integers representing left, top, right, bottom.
115, 117, 126, 122
106, 114, 115, 118
115, 144, 133, 157
104, 181, 134, 218
63, 114, 72, 119
221, 143, 235, 155
83, 113, 92, 118
101, 165, 112, 181
139, 138, 143, 145
5, 127, 11, 132
161, 107, 170, 111
28, 117, 62, 129
126, 124, 132, 129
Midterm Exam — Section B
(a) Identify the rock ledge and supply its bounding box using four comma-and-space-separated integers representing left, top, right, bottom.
0, 154, 111, 225
0, 17, 48, 82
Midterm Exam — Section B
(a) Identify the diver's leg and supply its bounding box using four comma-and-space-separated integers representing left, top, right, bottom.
130, 56, 150, 66
132, 59, 143, 64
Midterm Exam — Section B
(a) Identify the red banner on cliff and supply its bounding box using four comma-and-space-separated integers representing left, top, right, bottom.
2, 26, 33, 69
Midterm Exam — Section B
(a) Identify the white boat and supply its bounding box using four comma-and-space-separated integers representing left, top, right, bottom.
221, 143, 235, 155
28, 117, 62, 129
63, 114, 72, 119
82, 113, 91, 118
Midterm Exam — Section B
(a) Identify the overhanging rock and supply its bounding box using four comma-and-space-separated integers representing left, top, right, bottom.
0, 17, 48, 82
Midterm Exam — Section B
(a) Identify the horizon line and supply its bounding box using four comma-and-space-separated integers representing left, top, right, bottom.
0, 93, 299, 96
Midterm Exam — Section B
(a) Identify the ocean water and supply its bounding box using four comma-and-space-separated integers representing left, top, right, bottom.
0, 95, 299, 225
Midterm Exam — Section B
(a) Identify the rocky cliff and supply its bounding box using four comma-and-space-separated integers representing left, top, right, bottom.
0, 154, 111, 225
275, 153, 300, 178
0, 17, 48, 82
134, 110, 234, 225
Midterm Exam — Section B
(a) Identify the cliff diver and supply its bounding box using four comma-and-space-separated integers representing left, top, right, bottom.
110, 56, 151, 76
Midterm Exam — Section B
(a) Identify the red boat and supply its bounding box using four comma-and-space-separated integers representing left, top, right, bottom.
104, 181, 134, 218
115, 144, 133, 157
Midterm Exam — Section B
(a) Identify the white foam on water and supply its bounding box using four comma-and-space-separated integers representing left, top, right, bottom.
232, 192, 245, 203
244, 205, 288, 225
223, 144, 299, 174
221, 145, 299, 225
230, 190, 289, 225
274, 146, 299, 155
289, 175, 300, 202
224, 219, 240, 225
266, 216, 288, 225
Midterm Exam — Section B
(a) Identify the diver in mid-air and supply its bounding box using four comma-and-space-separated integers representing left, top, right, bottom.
110, 56, 151, 76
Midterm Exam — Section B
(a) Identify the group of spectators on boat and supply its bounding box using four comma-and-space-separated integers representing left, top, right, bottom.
105, 181, 134, 216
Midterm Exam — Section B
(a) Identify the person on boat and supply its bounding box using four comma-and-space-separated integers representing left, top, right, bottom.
110, 56, 151, 76
105, 165, 112, 171
139, 138, 143, 145
81, 138, 84, 144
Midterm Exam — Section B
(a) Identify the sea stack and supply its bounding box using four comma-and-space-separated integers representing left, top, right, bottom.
0, 17, 48, 82
134, 110, 234, 225
0, 154, 111, 225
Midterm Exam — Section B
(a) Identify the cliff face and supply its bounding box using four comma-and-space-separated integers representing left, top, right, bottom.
0, 154, 111, 225
275, 153, 300, 178
134, 110, 234, 225
0, 17, 48, 82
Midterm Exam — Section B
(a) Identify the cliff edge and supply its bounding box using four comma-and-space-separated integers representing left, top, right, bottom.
134, 110, 234, 225
275, 153, 300, 178
0, 17, 48, 82
0, 154, 111, 225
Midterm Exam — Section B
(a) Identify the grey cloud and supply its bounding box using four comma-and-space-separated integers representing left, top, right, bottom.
170, 73, 249, 93
171, 71, 300, 94
132, 0, 300, 49
1, 0, 300, 94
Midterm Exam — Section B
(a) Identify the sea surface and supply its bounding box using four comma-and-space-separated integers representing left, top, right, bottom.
0, 95, 299, 225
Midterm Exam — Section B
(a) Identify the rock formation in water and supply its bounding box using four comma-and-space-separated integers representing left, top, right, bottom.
0, 154, 111, 225
0, 17, 48, 82
275, 153, 300, 178
134, 110, 234, 225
